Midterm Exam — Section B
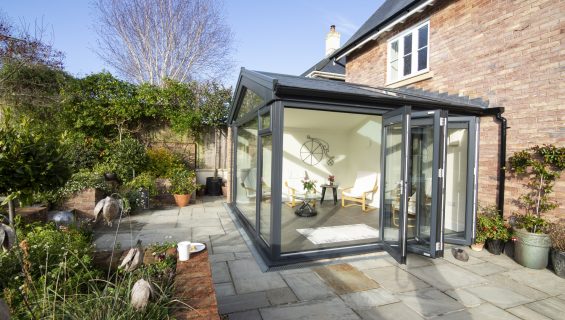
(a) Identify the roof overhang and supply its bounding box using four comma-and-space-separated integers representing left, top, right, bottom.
305, 71, 346, 81
333, 0, 435, 61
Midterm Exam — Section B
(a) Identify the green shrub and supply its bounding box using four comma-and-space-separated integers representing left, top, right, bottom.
56, 169, 110, 203
169, 168, 199, 195
476, 205, 511, 242
126, 172, 158, 196
145, 147, 184, 178
103, 137, 148, 182
61, 132, 105, 172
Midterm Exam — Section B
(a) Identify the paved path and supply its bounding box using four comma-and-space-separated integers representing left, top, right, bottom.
93, 197, 565, 319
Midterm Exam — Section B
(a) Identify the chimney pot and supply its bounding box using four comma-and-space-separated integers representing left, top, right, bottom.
325, 25, 341, 56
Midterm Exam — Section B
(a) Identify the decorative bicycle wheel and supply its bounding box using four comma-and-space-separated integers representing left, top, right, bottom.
300, 139, 325, 166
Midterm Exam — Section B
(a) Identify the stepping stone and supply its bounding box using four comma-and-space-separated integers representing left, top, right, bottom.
259, 297, 360, 320
340, 288, 399, 310
525, 297, 565, 319
313, 263, 379, 295
397, 288, 465, 317
356, 302, 424, 320
463, 285, 533, 309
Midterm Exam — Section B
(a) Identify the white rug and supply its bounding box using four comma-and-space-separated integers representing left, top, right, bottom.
296, 224, 380, 245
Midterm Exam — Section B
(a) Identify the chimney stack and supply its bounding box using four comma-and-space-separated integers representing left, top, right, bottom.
325, 25, 341, 56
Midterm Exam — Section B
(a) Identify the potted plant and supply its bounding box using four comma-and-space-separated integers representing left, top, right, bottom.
206, 168, 222, 196
328, 175, 335, 186
472, 214, 489, 251
126, 172, 157, 209
169, 168, 199, 207
508, 145, 564, 269
548, 222, 565, 278
484, 211, 511, 255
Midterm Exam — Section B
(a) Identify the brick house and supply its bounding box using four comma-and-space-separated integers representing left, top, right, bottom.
226, 0, 564, 265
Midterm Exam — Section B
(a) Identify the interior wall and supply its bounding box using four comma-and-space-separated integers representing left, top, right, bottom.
282, 108, 382, 207
444, 127, 469, 232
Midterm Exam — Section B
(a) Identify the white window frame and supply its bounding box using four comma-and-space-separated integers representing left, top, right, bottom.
387, 20, 430, 84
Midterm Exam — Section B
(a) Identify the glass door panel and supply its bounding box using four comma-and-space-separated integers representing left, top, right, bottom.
380, 107, 410, 264
408, 111, 447, 258
259, 135, 272, 245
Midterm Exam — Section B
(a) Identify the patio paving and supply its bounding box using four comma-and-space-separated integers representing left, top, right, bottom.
93, 197, 565, 319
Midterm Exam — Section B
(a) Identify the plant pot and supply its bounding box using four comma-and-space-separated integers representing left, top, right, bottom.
470, 242, 485, 251
514, 228, 551, 269
486, 239, 504, 255
174, 194, 191, 207
206, 177, 222, 196
221, 185, 227, 197
104, 172, 118, 181
551, 249, 565, 278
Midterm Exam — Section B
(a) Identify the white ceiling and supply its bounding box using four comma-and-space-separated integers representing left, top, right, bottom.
284, 108, 378, 131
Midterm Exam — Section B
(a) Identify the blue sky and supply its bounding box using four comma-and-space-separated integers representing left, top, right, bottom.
2, 0, 383, 87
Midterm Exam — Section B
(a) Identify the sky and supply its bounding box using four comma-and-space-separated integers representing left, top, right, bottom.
1, 0, 384, 88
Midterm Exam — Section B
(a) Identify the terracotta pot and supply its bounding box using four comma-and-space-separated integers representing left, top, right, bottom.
174, 194, 191, 207
470, 242, 485, 251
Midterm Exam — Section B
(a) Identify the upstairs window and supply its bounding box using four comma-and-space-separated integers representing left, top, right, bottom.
387, 21, 429, 83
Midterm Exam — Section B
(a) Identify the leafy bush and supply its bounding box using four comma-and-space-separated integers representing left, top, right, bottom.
549, 222, 565, 251
61, 132, 105, 172
103, 137, 148, 182
55, 169, 110, 203
145, 147, 184, 178
169, 168, 199, 195
476, 205, 511, 242
126, 172, 158, 196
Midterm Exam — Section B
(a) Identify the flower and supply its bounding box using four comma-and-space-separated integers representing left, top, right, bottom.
328, 175, 335, 183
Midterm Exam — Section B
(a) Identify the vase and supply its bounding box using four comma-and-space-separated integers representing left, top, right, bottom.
174, 194, 191, 207
551, 249, 565, 278
514, 228, 551, 269
486, 239, 504, 255
470, 242, 485, 251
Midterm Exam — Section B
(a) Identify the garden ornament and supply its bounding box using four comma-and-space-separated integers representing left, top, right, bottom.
451, 247, 469, 262
94, 196, 123, 226
119, 239, 144, 272
131, 278, 153, 310
0, 223, 16, 252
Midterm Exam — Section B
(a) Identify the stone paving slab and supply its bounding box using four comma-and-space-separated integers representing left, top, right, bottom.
340, 288, 399, 310
502, 269, 565, 296
485, 273, 549, 301
460, 261, 508, 276
480, 254, 523, 270
507, 305, 552, 320
364, 266, 430, 293
211, 261, 231, 284
524, 297, 565, 319
356, 302, 425, 320
228, 309, 263, 320
396, 288, 465, 317
214, 282, 235, 298
445, 288, 483, 307
463, 285, 533, 309
313, 263, 380, 295
436, 303, 520, 320
266, 287, 298, 305
407, 263, 487, 291
229, 259, 287, 294
217, 291, 270, 314
259, 297, 361, 320
282, 271, 336, 301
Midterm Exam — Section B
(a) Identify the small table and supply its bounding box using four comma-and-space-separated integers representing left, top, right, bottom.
294, 194, 321, 217
320, 184, 339, 205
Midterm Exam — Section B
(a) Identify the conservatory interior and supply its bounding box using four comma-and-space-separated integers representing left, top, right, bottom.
228, 68, 498, 266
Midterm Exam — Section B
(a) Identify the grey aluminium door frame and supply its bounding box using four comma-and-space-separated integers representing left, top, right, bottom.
444, 116, 479, 245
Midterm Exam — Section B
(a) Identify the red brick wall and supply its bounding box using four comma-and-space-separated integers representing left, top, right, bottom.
347, 0, 564, 221
61, 188, 105, 219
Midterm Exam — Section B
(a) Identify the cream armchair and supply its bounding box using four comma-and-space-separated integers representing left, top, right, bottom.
284, 179, 317, 208
341, 172, 379, 212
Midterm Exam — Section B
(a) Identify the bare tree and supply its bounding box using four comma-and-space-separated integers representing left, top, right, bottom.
94, 0, 233, 85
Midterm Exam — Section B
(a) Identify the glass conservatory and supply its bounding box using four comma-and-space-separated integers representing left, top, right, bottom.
228, 68, 499, 266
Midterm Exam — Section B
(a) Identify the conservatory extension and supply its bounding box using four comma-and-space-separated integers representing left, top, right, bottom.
227, 68, 501, 266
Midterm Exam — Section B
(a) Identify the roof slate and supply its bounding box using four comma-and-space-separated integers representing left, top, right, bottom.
330, 0, 421, 60
301, 56, 345, 77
